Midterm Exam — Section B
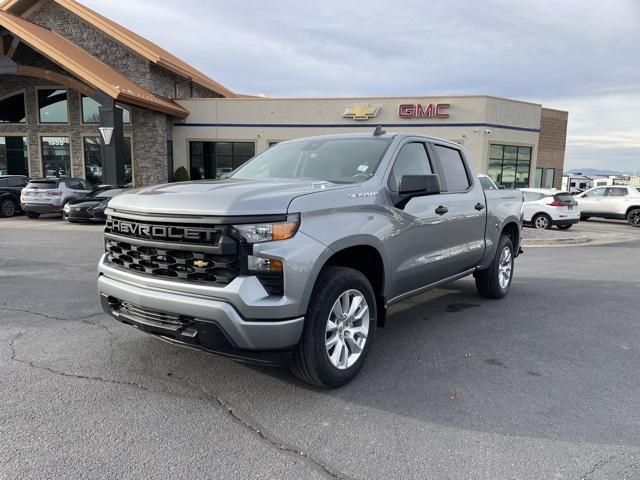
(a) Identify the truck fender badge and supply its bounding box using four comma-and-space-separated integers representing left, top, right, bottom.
347, 192, 378, 198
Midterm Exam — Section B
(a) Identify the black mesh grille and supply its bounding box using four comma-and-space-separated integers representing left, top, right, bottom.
106, 239, 240, 287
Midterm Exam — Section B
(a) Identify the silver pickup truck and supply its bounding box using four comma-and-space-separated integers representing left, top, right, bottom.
98, 131, 523, 387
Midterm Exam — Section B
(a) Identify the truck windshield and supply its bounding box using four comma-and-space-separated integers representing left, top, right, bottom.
230, 138, 392, 184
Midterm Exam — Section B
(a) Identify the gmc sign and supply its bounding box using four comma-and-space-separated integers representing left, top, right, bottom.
398, 103, 450, 118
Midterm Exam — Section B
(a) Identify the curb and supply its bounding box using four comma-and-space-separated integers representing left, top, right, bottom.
523, 236, 591, 247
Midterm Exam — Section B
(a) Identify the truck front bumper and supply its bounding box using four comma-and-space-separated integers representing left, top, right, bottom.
98, 273, 304, 366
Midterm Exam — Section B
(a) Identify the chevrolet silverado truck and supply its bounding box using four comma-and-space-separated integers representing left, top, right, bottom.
98, 131, 523, 387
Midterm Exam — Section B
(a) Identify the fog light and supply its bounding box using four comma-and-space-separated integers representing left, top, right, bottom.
247, 255, 283, 272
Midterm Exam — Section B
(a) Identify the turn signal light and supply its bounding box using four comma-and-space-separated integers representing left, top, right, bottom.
272, 223, 298, 241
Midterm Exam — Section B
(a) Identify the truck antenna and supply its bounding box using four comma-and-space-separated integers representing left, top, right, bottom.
373, 125, 386, 136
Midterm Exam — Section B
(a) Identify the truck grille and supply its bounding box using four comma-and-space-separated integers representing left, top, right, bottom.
104, 216, 241, 287
106, 239, 240, 286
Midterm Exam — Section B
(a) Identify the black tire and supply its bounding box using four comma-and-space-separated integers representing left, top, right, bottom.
474, 235, 514, 299
291, 266, 377, 388
26, 211, 40, 219
627, 208, 640, 227
580, 216, 590, 221
532, 213, 552, 230
557, 224, 572, 230
0, 198, 17, 218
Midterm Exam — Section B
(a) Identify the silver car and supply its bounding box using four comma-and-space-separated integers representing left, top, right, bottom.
20, 178, 93, 219
575, 185, 640, 226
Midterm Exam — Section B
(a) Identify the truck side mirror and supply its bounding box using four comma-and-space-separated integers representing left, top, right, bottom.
396, 174, 441, 208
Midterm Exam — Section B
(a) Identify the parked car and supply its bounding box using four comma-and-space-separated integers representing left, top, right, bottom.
20, 178, 93, 218
0, 175, 29, 218
520, 188, 580, 230
98, 132, 524, 387
478, 174, 499, 190
63, 186, 126, 222
574, 186, 640, 227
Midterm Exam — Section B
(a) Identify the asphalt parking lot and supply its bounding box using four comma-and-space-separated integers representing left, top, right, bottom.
1, 217, 640, 479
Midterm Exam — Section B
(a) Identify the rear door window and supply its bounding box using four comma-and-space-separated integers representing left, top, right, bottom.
606, 187, 628, 197
433, 145, 470, 192
7, 177, 27, 187
523, 192, 544, 202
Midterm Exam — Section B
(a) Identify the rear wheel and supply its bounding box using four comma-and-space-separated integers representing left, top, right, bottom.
557, 224, 572, 230
627, 208, 640, 227
0, 198, 17, 218
532, 213, 552, 230
26, 211, 40, 219
474, 235, 514, 299
291, 266, 376, 388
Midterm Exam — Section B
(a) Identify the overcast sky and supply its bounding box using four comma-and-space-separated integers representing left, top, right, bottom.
85, 0, 640, 173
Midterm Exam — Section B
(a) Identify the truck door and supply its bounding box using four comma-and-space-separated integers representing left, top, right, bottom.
385, 141, 454, 297
428, 143, 486, 278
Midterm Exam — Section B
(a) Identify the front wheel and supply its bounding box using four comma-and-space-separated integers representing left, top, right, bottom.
628, 208, 640, 227
474, 235, 514, 299
291, 266, 376, 388
557, 224, 572, 230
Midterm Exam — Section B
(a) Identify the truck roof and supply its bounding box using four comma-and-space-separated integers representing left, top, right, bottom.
277, 131, 464, 149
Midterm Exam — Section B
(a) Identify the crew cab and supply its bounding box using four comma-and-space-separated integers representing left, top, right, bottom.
98, 131, 523, 387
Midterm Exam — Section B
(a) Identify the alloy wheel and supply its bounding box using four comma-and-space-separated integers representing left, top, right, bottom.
534, 215, 549, 229
630, 210, 640, 226
498, 246, 513, 290
1, 200, 15, 217
325, 289, 370, 370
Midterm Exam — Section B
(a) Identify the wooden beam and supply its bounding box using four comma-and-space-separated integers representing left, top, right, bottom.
15, 65, 96, 97
7, 37, 20, 59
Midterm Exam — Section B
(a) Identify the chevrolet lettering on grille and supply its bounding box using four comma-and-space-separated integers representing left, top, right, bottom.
106, 218, 218, 243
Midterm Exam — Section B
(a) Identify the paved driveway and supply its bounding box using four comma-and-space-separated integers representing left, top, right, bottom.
1, 216, 639, 479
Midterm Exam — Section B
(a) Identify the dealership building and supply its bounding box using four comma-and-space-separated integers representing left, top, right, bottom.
0, 0, 568, 190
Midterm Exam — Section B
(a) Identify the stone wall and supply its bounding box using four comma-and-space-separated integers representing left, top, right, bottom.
0, 74, 133, 178
9, 0, 223, 185
537, 108, 569, 189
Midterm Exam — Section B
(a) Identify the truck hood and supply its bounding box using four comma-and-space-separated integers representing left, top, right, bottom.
107, 178, 350, 216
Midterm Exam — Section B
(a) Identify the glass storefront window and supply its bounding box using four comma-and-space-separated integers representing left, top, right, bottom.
534, 167, 543, 187
0, 136, 28, 176
41, 136, 70, 177
487, 144, 532, 189
83, 136, 133, 186
0, 92, 26, 123
189, 141, 255, 180
38, 89, 68, 123
81, 95, 131, 124
544, 168, 555, 188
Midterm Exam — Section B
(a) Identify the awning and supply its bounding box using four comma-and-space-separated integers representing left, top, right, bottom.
1, 0, 236, 98
0, 10, 190, 118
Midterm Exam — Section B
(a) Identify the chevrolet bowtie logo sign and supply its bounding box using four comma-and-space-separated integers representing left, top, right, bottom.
343, 105, 380, 121
193, 260, 210, 268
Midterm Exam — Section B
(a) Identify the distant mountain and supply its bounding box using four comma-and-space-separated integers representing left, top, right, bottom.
564, 168, 634, 176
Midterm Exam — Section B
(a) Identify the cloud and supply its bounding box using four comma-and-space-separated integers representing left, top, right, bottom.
83, 0, 640, 171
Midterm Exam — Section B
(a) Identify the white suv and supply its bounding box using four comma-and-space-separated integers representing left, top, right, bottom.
20, 178, 93, 219
520, 188, 580, 230
575, 185, 640, 227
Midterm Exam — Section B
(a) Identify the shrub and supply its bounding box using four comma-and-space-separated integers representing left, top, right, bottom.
173, 166, 189, 182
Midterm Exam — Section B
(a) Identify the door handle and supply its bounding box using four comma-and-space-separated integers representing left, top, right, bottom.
474, 203, 485, 211
435, 206, 448, 215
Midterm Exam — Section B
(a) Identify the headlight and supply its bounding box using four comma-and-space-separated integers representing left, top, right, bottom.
63, 203, 71, 212
233, 217, 300, 243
